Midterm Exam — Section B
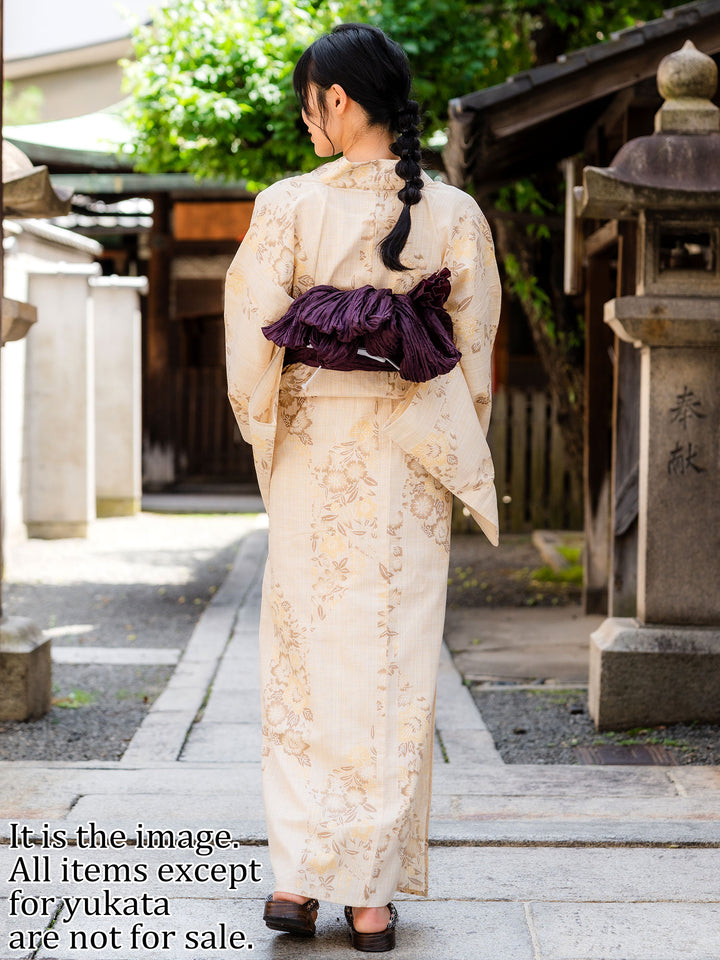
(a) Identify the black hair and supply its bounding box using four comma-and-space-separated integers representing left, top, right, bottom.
293, 23, 423, 272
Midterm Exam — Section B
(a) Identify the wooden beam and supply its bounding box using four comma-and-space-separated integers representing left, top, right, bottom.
486, 208, 564, 228
585, 220, 619, 259
473, 96, 615, 188
564, 156, 583, 296
582, 246, 616, 615
588, 88, 636, 145
487, 24, 720, 140
146, 195, 171, 379
609, 222, 640, 619
173, 201, 255, 241
143, 194, 176, 481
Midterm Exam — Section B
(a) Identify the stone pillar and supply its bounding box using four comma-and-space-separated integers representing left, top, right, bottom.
90, 276, 148, 517
636, 333, 720, 626
24, 263, 100, 538
579, 41, 720, 729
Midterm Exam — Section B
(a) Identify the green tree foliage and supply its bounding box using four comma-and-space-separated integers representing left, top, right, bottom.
123, 0, 688, 185
122, 0, 513, 184
122, 0, 342, 189
361, 0, 505, 138
3, 82, 44, 125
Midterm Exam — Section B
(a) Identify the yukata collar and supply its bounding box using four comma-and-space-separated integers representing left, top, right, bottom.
310, 155, 433, 192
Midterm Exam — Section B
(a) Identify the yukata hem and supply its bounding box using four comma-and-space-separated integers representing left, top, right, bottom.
269, 871, 430, 907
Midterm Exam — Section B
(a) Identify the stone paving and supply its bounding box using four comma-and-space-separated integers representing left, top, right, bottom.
1, 515, 719, 959
445, 605, 603, 685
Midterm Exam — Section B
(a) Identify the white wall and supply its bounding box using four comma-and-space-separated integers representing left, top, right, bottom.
1, 222, 101, 547
5, 0, 156, 61
5, 0, 160, 122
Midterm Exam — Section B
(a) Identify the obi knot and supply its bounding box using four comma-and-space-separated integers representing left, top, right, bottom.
262, 268, 460, 383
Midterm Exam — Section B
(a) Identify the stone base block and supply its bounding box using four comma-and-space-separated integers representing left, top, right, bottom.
96, 496, 140, 518
589, 617, 720, 730
0, 617, 52, 720
25, 521, 89, 539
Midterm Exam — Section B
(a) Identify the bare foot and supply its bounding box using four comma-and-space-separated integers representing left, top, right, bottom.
350, 905, 391, 933
273, 890, 318, 921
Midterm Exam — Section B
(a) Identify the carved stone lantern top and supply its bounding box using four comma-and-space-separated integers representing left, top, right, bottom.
579, 41, 720, 219
656, 40, 719, 134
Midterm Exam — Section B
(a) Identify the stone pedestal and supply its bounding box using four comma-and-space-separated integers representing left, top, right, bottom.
90, 276, 147, 517
589, 295, 720, 728
589, 618, 720, 729
0, 617, 51, 721
24, 264, 100, 538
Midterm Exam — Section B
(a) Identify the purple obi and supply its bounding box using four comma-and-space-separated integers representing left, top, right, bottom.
262, 268, 460, 383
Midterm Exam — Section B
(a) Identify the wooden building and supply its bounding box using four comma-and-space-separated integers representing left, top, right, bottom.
4, 126, 261, 490
445, 0, 720, 611
4, 1, 260, 491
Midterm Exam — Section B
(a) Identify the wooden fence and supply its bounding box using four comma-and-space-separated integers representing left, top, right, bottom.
173, 367, 255, 484
170, 371, 581, 529
484, 387, 582, 533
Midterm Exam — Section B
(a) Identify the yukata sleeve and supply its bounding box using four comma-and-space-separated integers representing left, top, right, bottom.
224, 184, 295, 443
442, 198, 502, 436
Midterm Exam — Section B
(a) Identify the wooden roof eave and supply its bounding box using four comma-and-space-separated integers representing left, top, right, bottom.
51, 172, 255, 201
446, 1, 720, 188
5, 138, 134, 174
6, 140, 256, 200
450, 95, 616, 192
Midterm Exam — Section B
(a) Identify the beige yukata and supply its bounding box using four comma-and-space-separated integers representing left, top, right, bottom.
225, 156, 501, 906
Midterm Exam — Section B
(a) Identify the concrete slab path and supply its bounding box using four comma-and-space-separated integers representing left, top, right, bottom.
445, 606, 603, 684
1, 521, 719, 959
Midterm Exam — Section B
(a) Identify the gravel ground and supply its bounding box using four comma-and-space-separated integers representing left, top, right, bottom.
447, 533, 581, 609
447, 532, 720, 766
0, 663, 172, 761
4, 513, 257, 649
0, 511, 259, 761
472, 688, 720, 765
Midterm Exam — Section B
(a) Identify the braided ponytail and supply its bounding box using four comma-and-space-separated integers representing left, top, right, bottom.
379, 100, 423, 272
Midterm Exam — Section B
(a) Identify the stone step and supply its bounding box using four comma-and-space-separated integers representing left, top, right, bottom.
2, 761, 718, 824
2, 848, 719, 959
1, 844, 718, 902
50, 647, 181, 666
3, 760, 717, 798
2, 898, 718, 960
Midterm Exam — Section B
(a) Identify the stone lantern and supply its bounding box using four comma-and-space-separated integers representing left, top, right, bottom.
579, 41, 720, 729
1, 142, 72, 721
